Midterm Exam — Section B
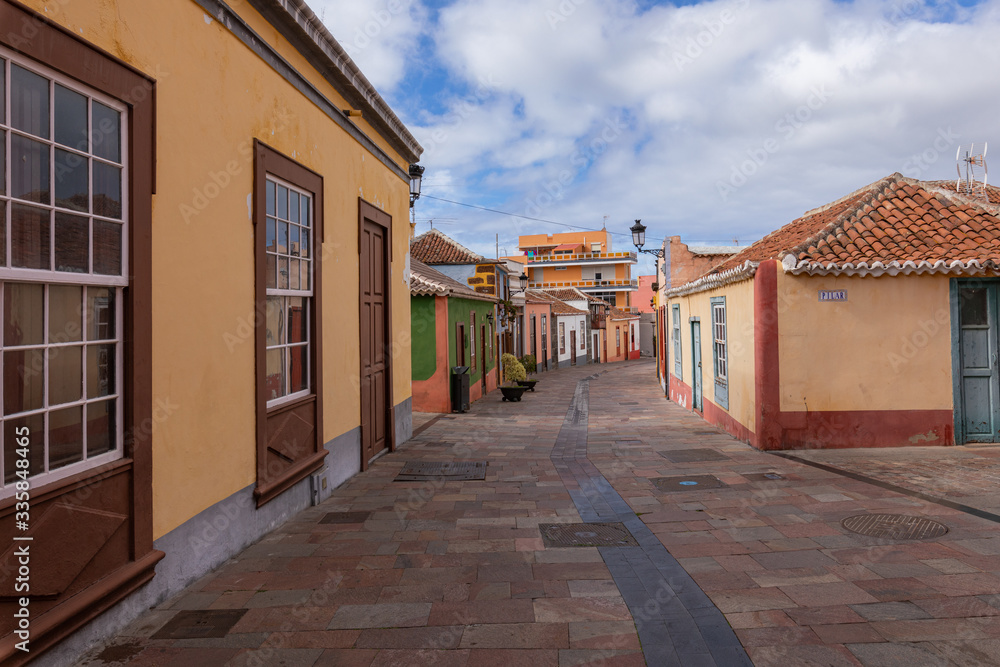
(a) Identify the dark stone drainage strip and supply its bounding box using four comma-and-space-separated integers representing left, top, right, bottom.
659, 448, 730, 463
551, 379, 752, 667
393, 461, 487, 481
319, 511, 372, 524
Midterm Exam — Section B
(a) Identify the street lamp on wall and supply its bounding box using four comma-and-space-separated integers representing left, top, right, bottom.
630, 219, 664, 259
409, 164, 424, 208
510, 272, 529, 296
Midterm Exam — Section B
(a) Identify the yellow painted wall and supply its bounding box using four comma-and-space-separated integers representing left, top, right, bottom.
777, 271, 953, 412
25, 0, 415, 538
667, 278, 756, 432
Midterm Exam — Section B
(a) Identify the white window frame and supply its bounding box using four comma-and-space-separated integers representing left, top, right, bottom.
0, 48, 128, 497
579, 319, 586, 349
264, 175, 314, 409
672, 304, 682, 378
711, 297, 729, 410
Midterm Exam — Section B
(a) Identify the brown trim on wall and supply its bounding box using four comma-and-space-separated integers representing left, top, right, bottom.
253, 140, 327, 507
0, 2, 159, 663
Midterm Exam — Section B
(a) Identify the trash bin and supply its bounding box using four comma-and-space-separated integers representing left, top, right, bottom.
451, 366, 470, 413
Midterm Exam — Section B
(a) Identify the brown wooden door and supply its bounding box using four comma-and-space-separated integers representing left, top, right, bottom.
570, 330, 577, 365
360, 210, 391, 468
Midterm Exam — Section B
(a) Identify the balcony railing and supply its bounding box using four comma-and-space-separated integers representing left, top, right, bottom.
530, 279, 638, 290
525, 251, 636, 263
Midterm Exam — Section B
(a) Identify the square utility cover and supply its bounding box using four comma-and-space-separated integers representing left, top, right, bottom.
659, 448, 730, 463
395, 461, 487, 481
151, 609, 247, 640
652, 475, 727, 492
539, 522, 639, 548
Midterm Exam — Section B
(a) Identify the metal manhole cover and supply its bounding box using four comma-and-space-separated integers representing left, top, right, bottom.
659, 448, 729, 463
841, 514, 949, 540
742, 472, 787, 483
652, 475, 726, 492
539, 522, 639, 548
319, 511, 371, 524
395, 461, 487, 481
151, 609, 247, 639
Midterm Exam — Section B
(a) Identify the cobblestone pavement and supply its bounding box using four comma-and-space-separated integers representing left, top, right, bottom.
81, 359, 1000, 666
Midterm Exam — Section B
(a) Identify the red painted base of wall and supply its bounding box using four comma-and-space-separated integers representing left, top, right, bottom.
703, 399, 754, 443
668, 374, 693, 411
629, 350, 641, 360
412, 377, 451, 414
667, 377, 953, 450
765, 409, 956, 450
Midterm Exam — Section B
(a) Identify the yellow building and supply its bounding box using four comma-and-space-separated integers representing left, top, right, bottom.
666, 174, 1000, 450
517, 230, 638, 309
0, 1, 420, 663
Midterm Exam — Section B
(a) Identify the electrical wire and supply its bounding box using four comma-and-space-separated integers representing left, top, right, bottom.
419, 194, 662, 243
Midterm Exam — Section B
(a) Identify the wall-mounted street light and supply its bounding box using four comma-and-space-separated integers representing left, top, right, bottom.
409, 164, 425, 208
510, 272, 529, 296
630, 219, 664, 259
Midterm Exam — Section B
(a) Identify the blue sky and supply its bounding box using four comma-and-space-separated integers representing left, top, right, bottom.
314, 0, 998, 276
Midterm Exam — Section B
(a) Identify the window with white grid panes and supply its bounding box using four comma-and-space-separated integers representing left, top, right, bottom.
710, 297, 729, 410
264, 177, 313, 406
672, 304, 682, 378
579, 320, 585, 349
0, 48, 127, 496
712, 302, 727, 382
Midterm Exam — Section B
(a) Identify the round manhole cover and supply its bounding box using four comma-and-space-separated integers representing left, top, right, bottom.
841, 514, 948, 540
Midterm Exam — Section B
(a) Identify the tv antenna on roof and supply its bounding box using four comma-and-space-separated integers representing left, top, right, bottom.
956, 143, 989, 201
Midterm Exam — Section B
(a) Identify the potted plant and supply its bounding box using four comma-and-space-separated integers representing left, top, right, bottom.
517, 354, 538, 390
500, 353, 530, 401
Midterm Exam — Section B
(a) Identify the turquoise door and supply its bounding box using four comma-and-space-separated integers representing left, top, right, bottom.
958, 285, 1000, 442
691, 321, 703, 411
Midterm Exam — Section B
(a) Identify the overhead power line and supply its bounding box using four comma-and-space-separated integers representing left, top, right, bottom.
419, 194, 660, 243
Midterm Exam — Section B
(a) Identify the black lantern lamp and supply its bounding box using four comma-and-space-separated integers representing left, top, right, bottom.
511, 271, 529, 296
409, 164, 425, 208
630, 219, 664, 258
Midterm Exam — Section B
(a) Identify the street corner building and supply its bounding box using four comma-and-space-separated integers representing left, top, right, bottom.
409, 259, 500, 413
0, 0, 420, 663
663, 172, 1000, 451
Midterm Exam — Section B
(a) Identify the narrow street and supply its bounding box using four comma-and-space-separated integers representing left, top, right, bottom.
81, 359, 1000, 667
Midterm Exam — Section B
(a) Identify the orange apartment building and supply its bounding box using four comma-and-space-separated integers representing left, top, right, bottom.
517, 230, 638, 309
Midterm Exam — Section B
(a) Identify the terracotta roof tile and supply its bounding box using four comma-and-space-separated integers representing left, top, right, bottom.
409, 259, 496, 302
706, 173, 1000, 279
410, 228, 484, 265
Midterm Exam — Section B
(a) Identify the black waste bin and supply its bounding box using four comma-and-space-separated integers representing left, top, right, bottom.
451, 366, 470, 413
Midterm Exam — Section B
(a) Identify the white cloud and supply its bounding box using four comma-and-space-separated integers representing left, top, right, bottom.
310, 0, 428, 92
342, 0, 1000, 255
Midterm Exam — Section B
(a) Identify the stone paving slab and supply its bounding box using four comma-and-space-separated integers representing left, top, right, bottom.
77, 359, 1000, 666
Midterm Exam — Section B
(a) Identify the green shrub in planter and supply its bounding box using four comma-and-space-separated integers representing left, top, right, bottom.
502, 353, 527, 383
519, 354, 537, 374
